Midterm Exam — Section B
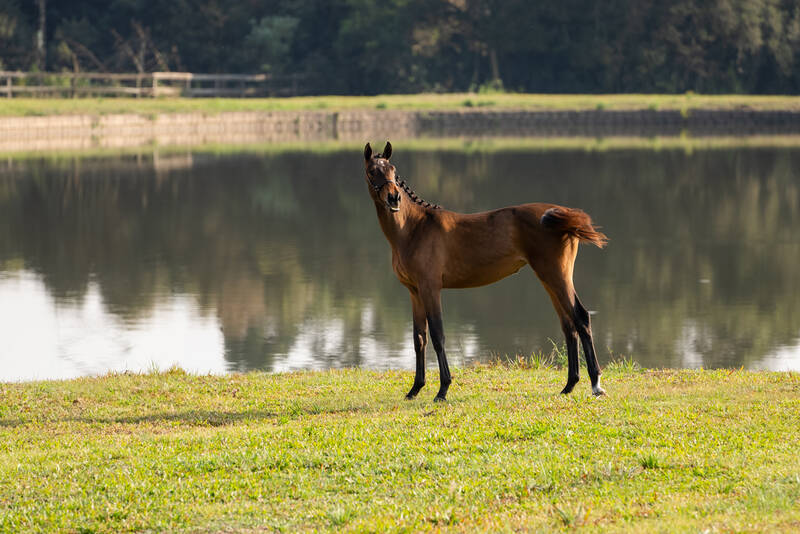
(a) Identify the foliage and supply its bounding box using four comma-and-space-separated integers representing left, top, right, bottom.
1, 0, 800, 93
244, 16, 299, 74
1, 366, 799, 532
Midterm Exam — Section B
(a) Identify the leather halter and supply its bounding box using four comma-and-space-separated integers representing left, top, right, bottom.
366, 157, 396, 192
367, 173, 395, 193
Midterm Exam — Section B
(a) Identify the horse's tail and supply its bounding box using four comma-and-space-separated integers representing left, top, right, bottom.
541, 207, 607, 248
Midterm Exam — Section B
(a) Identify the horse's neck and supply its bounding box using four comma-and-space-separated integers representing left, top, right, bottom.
375, 201, 425, 247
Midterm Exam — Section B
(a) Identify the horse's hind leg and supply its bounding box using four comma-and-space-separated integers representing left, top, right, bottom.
531, 246, 604, 396
543, 288, 580, 394
545, 283, 604, 396
573, 294, 605, 396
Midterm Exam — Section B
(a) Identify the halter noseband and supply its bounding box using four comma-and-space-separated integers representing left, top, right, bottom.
367, 173, 395, 193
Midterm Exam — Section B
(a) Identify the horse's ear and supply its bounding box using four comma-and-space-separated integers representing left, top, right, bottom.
364, 143, 372, 162
382, 141, 392, 160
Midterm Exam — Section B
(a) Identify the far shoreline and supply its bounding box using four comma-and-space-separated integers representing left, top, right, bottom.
2, 97, 800, 153
2, 93, 800, 117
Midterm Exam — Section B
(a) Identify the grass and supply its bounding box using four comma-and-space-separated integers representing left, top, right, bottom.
2, 93, 800, 117
1, 364, 799, 532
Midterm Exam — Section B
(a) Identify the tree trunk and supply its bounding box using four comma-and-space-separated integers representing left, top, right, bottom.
489, 47, 500, 85
36, 0, 46, 70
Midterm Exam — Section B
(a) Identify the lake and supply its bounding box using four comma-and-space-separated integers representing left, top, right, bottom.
1, 142, 799, 381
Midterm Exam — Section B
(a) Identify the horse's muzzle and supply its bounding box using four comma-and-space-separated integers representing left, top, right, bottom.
387, 192, 400, 212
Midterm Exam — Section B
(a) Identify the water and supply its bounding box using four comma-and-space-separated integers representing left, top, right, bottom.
1, 145, 799, 381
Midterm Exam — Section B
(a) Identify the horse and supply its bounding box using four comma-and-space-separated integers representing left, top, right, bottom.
364, 141, 608, 401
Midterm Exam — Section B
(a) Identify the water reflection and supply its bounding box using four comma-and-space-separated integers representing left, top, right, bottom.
0, 271, 225, 380
1, 146, 799, 381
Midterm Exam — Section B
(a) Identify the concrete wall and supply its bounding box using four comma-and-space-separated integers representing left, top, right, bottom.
1, 109, 799, 152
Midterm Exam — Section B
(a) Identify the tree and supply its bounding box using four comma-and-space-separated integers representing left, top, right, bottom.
244, 16, 299, 73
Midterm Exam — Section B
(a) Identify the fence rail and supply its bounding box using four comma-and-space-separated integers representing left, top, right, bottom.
0, 71, 303, 98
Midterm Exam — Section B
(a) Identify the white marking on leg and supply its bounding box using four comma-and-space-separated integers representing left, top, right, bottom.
592, 379, 606, 397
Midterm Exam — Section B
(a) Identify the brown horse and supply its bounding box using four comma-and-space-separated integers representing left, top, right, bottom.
364, 141, 608, 401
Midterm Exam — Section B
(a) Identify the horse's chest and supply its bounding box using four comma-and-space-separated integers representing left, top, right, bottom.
391, 254, 415, 286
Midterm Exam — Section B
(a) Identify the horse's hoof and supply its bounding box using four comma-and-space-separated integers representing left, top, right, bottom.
433, 395, 447, 403
561, 377, 580, 395
592, 386, 607, 397
406, 384, 424, 399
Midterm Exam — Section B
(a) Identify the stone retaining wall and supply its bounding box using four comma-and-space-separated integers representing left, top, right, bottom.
418, 109, 800, 137
1, 109, 799, 152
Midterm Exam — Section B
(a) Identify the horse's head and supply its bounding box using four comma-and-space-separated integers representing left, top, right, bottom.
364, 141, 401, 213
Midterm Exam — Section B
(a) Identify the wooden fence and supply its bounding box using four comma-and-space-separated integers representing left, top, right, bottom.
0, 71, 304, 98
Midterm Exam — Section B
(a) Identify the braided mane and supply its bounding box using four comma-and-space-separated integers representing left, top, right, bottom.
396, 176, 442, 210
374, 152, 441, 210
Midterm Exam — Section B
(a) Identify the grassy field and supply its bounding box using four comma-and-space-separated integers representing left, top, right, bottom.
2, 93, 800, 117
1, 363, 799, 532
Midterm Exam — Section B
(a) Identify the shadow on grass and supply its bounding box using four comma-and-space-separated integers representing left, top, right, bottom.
0, 404, 369, 428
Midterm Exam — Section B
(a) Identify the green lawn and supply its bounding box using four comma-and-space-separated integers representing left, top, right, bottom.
2, 93, 800, 116
1, 364, 799, 532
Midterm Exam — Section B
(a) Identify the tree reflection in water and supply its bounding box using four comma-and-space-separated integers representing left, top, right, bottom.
0, 146, 798, 380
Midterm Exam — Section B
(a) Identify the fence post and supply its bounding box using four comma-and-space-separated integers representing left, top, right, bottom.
4, 75, 11, 98
152, 73, 158, 98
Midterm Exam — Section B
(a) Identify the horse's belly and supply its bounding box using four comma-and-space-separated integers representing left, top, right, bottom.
443, 257, 527, 289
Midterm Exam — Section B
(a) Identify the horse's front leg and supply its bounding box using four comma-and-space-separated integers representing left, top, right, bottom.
422, 288, 451, 402
405, 290, 428, 399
